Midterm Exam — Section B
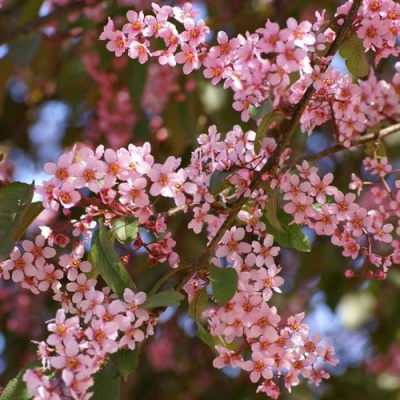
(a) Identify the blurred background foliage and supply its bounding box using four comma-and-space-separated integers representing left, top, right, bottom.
1, 0, 400, 399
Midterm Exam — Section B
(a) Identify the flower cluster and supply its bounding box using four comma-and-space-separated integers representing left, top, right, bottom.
280, 162, 398, 277
205, 237, 337, 398
2, 0, 400, 398
101, 1, 400, 132
23, 289, 153, 400
292, 61, 400, 145
2, 115, 399, 397
340, 0, 400, 63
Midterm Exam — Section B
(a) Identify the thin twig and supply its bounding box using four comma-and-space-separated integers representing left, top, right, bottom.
286, 122, 400, 169
0, 1, 87, 45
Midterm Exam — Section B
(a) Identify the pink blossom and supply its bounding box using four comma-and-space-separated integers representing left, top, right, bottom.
105, 30, 128, 57
216, 227, 252, 259
123, 10, 145, 38
175, 43, 200, 74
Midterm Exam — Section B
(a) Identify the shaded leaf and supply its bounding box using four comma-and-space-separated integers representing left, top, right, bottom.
8, 32, 41, 67
264, 195, 283, 232
196, 322, 214, 347
0, 58, 13, 116
0, 182, 34, 261
91, 360, 121, 400
17, 0, 43, 24
0, 361, 41, 400
208, 265, 238, 306
14, 202, 44, 241
110, 347, 139, 381
142, 289, 185, 308
110, 215, 138, 244
254, 111, 283, 153
339, 35, 369, 78
90, 221, 136, 298
209, 170, 231, 195
188, 287, 208, 321
249, 98, 273, 121
262, 209, 311, 252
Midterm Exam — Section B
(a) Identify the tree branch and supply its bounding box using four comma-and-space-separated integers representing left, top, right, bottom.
0, 1, 87, 45
286, 122, 400, 169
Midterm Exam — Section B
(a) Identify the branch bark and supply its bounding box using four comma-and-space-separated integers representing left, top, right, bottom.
0, 1, 87, 45
286, 122, 400, 169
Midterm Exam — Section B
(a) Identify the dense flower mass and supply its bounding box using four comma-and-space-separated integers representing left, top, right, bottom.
101, 0, 400, 137
1, 0, 400, 399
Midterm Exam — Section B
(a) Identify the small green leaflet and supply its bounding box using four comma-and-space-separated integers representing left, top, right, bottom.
196, 322, 214, 347
0, 182, 37, 261
13, 202, 44, 241
339, 35, 369, 79
109, 215, 138, 244
264, 195, 284, 232
0, 361, 41, 400
90, 220, 136, 298
8, 32, 41, 67
188, 287, 208, 321
17, 0, 43, 24
209, 170, 232, 196
254, 111, 283, 153
248, 98, 273, 121
208, 265, 238, 306
110, 347, 139, 381
262, 209, 311, 252
142, 289, 185, 308
195, 322, 235, 351
90, 360, 121, 400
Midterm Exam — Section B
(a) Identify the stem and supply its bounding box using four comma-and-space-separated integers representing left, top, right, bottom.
149, 263, 194, 295
286, 122, 400, 169
0, 1, 88, 45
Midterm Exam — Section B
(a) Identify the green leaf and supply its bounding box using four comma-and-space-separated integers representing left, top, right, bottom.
90, 221, 136, 298
208, 265, 238, 306
90, 360, 121, 400
262, 209, 311, 252
17, 0, 43, 24
0, 182, 35, 261
254, 111, 283, 153
264, 195, 283, 232
196, 322, 214, 348
13, 202, 44, 241
209, 170, 232, 196
8, 32, 41, 67
110, 215, 138, 244
110, 347, 139, 381
129, 62, 148, 110
248, 98, 273, 121
188, 287, 208, 320
142, 289, 185, 308
339, 35, 369, 78
0, 361, 40, 400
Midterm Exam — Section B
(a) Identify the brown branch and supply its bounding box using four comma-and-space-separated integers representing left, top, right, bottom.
172, 0, 363, 293
286, 122, 400, 169
0, 1, 87, 45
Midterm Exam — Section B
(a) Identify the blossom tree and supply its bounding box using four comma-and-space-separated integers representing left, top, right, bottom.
0, 0, 400, 399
